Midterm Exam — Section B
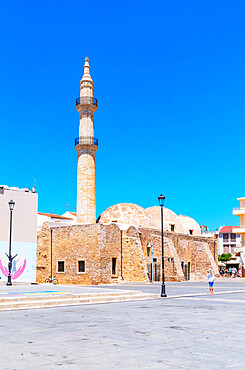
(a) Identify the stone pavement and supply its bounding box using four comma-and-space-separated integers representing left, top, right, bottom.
0, 277, 244, 297
0, 279, 245, 369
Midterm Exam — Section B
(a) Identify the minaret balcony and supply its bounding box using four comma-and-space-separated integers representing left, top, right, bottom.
75, 136, 98, 149
76, 97, 98, 111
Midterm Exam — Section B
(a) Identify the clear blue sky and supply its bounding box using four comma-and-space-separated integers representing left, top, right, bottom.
0, 0, 244, 229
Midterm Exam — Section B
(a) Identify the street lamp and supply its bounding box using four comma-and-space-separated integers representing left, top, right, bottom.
158, 194, 167, 297
6, 200, 16, 286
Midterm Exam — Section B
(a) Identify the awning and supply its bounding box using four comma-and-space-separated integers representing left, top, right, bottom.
226, 259, 240, 265
218, 261, 226, 267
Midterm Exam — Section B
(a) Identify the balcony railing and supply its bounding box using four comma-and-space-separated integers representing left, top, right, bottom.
75, 137, 98, 147
76, 97, 98, 107
233, 207, 245, 211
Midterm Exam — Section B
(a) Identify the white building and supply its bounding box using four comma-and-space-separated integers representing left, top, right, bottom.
37, 212, 74, 231
218, 226, 241, 255
233, 197, 245, 275
0, 185, 38, 282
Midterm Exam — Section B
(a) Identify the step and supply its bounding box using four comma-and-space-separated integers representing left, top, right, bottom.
0, 292, 160, 311
0, 289, 146, 303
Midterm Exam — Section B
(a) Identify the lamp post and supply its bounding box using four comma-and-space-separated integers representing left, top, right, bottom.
158, 194, 167, 297
6, 200, 16, 286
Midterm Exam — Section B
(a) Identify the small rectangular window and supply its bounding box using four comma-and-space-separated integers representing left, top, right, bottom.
223, 233, 229, 241
112, 258, 117, 276
170, 224, 175, 232
223, 245, 229, 253
57, 261, 65, 273
78, 260, 86, 273
189, 229, 193, 235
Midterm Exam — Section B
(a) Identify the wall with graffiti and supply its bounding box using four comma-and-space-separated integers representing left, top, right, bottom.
0, 241, 37, 282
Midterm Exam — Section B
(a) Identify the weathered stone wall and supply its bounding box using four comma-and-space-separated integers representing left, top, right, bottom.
139, 228, 219, 280
99, 224, 122, 283
37, 223, 219, 285
37, 223, 100, 284
122, 226, 149, 282
37, 223, 122, 284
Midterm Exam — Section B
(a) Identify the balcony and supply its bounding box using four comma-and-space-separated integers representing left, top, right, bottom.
233, 227, 245, 234
76, 97, 98, 108
75, 136, 98, 147
233, 207, 245, 216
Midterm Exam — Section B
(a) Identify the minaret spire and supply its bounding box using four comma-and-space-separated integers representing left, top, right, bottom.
81, 57, 93, 83
75, 57, 98, 224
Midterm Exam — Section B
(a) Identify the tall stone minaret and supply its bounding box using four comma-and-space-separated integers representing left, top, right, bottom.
75, 57, 98, 224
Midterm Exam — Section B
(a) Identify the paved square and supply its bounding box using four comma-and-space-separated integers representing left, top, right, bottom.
0, 279, 244, 369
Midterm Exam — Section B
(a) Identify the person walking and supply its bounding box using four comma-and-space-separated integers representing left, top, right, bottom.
207, 270, 215, 294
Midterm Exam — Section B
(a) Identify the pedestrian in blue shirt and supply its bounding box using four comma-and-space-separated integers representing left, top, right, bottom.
207, 270, 215, 294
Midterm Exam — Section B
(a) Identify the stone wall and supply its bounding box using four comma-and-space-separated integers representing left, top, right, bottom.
139, 228, 219, 281
122, 226, 149, 282
37, 223, 219, 284
37, 223, 121, 284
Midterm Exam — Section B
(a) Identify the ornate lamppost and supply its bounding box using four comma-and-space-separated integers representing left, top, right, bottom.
158, 194, 167, 297
6, 200, 16, 286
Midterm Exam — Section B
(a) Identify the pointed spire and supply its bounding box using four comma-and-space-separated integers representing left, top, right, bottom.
81, 56, 93, 83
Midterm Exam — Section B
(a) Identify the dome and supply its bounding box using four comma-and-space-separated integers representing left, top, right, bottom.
98, 203, 156, 229
145, 206, 184, 233
177, 215, 201, 236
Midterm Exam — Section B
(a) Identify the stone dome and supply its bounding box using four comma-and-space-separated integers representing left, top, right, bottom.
98, 203, 156, 229
145, 206, 184, 233
177, 215, 201, 236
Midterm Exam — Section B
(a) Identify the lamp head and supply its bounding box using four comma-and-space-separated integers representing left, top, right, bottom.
158, 194, 165, 207
8, 199, 15, 211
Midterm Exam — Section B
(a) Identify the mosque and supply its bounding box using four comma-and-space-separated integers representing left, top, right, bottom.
36, 58, 219, 284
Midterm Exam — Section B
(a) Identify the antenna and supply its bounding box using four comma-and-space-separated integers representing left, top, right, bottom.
32, 178, 37, 193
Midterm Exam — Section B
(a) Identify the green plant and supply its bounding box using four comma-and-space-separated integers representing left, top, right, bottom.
218, 253, 232, 262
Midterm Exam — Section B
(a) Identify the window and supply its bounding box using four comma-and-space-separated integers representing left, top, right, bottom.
181, 261, 184, 270
230, 233, 236, 242
189, 230, 193, 235
223, 233, 229, 241
57, 261, 65, 273
112, 258, 117, 276
78, 260, 86, 273
223, 245, 229, 253
170, 224, 175, 232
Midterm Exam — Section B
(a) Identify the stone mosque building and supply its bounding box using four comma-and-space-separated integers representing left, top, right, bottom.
37, 58, 219, 284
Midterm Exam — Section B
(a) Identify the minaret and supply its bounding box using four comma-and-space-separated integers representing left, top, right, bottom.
75, 57, 98, 224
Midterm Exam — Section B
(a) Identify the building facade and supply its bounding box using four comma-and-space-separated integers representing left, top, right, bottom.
0, 185, 38, 282
218, 226, 241, 255
233, 197, 245, 275
37, 212, 74, 231
37, 222, 218, 284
